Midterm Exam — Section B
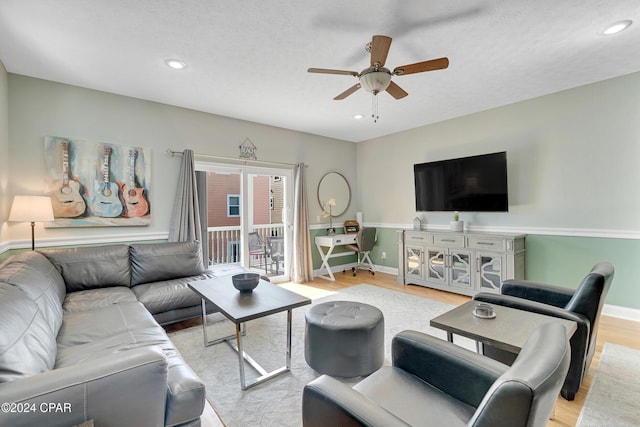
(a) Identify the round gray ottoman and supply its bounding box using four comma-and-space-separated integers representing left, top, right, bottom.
304, 300, 384, 377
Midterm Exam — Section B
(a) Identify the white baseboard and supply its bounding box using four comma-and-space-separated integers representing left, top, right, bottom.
313, 263, 398, 280
602, 304, 640, 323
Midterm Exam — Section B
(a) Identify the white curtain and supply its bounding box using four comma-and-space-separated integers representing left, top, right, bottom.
169, 149, 203, 244
292, 162, 314, 282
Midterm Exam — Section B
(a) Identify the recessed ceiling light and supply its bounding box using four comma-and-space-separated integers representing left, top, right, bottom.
602, 20, 632, 35
353, 114, 364, 120
165, 59, 187, 69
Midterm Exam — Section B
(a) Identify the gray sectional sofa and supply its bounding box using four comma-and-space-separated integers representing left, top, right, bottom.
0, 240, 213, 427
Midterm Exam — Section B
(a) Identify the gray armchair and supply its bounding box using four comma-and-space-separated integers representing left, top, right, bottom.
302, 322, 570, 427
473, 262, 614, 400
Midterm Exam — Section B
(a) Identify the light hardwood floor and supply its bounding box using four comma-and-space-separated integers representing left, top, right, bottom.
177, 272, 640, 427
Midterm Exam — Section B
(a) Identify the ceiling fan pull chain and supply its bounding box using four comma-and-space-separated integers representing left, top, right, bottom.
372, 93, 379, 123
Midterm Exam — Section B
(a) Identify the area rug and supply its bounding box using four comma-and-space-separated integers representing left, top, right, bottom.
168, 284, 473, 427
576, 343, 640, 427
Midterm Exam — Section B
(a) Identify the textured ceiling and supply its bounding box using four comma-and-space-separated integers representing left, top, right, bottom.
1, 0, 639, 142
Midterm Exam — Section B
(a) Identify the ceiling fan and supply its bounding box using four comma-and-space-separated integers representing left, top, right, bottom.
308, 35, 449, 114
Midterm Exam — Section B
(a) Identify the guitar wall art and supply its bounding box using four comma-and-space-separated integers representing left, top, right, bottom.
44, 136, 151, 227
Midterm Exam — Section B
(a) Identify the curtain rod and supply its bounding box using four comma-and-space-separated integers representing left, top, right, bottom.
166, 149, 307, 168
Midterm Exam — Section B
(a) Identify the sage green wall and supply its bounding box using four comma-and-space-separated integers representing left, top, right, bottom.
525, 235, 638, 308
0, 61, 8, 245
357, 72, 640, 310
5, 74, 356, 245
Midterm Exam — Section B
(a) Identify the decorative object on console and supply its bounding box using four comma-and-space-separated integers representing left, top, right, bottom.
8, 195, 54, 250
450, 211, 464, 231
232, 273, 261, 293
44, 136, 151, 227
413, 216, 422, 230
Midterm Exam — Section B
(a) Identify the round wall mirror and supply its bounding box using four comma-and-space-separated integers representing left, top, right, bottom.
317, 172, 351, 217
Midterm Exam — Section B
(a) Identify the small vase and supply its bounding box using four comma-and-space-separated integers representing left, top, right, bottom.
450, 221, 464, 232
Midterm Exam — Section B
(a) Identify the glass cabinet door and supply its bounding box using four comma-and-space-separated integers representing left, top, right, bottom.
450, 251, 472, 289
405, 246, 424, 279
477, 253, 503, 293
427, 248, 447, 284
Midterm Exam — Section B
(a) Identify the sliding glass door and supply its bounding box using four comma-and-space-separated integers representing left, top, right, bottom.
196, 162, 292, 282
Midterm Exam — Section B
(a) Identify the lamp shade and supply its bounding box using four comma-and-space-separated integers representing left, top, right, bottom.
359, 70, 392, 94
9, 195, 55, 222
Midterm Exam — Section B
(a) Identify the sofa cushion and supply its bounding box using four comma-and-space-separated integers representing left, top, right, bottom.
129, 241, 205, 287
40, 245, 131, 291
0, 284, 57, 382
55, 301, 205, 426
57, 301, 160, 349
0, 251, 66, 335
131, 276, 206, 315
63, 287, 138, 313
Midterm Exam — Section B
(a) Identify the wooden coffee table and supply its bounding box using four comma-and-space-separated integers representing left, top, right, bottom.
189, 275, 311, 390
430, 300, 577, 354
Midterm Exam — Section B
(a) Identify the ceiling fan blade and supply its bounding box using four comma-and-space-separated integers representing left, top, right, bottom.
370, 35, 392, 67
386, 81, 408, 99
308, 68, 359, 77
393, 57, 449, 75
334, 83, 361, 100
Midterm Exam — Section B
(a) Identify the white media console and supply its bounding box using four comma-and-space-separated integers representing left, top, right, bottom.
397, 230, 526, 296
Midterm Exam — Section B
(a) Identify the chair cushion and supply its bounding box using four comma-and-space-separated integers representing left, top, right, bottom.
40, 245, 131, 291
129, 241, 205, 286
354, 366, 474, 427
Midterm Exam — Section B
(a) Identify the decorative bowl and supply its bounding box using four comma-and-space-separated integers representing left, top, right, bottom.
232, 273, 260, 293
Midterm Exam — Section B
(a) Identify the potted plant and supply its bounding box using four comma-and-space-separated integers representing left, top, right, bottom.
450, 211, 464, 232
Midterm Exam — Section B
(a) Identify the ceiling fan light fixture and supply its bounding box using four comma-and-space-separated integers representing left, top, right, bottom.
359, 69, 392, 94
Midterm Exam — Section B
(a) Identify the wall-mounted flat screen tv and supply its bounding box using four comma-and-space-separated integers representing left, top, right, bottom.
414, 151, 508, 212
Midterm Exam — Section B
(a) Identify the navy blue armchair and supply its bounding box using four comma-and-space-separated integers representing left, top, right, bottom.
474, 262, 614, 400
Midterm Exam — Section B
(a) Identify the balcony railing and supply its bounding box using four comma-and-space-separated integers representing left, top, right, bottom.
207, 224, 284, 268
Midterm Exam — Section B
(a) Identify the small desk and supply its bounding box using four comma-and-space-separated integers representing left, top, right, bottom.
430, 301, 577, 355
315, 233, 357, 281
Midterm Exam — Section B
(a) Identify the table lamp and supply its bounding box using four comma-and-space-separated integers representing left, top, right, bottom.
8, 195, 55, 250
